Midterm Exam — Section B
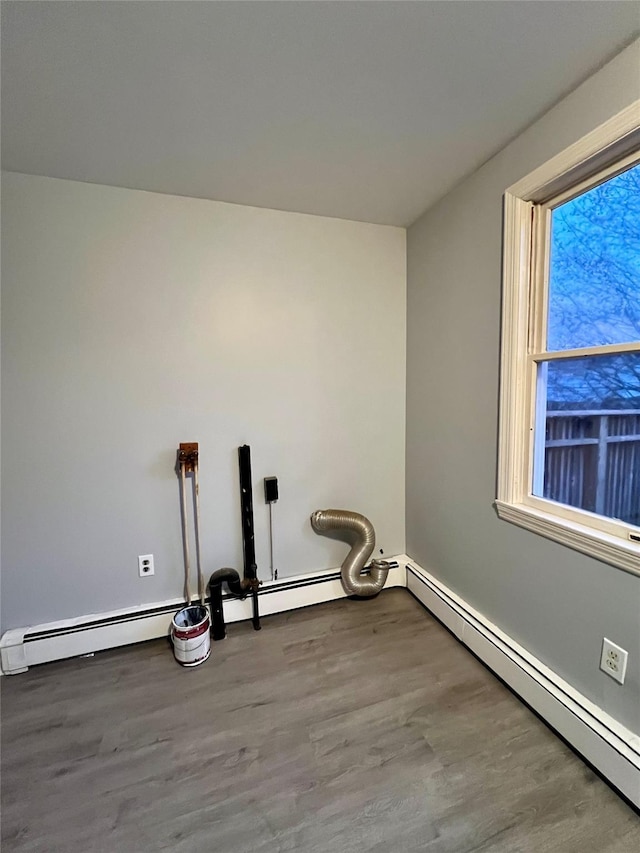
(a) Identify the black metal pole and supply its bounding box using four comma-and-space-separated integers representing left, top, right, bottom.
238, 445, 256, 574
238, 445, 261, 631
251, 590, 260, 632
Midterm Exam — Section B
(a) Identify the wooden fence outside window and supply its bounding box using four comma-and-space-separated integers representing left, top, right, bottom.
543, 410, 640, 526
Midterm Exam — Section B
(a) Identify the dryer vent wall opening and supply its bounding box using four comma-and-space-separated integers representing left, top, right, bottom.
311, 509, 390, 597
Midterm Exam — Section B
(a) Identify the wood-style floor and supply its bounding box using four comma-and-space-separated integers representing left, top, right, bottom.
1, 589, 638, 852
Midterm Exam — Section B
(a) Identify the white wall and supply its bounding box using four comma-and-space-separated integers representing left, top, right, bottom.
406, 40, 640, 734
1, 174, 406, 632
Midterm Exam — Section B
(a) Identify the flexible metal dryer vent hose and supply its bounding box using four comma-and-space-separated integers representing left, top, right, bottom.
310, 509, 390, 597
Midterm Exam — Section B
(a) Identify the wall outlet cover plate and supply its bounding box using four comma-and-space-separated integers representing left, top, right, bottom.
600, 637, 628, 685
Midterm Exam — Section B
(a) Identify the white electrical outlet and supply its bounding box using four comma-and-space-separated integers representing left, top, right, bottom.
600, 638, 628, 685
138, 554, 155, 577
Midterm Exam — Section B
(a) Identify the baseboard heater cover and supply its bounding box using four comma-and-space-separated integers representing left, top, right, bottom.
406, 560, 640, 809
0, 559, 407, 675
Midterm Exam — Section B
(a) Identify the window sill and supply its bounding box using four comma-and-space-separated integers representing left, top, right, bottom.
494, 499, 640, 577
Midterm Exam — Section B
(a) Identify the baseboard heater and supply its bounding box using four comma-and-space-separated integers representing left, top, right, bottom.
406, 561, 640, 809
0, 559, 406, 676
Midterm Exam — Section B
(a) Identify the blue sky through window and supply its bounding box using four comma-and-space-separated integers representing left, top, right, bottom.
545, 162, 640, 409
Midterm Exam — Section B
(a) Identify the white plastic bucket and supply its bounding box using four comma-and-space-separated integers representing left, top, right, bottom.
171, 605, 211, 667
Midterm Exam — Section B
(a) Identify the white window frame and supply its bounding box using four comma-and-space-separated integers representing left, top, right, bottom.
496, 100, 640, 577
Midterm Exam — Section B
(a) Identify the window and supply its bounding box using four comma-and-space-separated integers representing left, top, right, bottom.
497, 100, 640, 576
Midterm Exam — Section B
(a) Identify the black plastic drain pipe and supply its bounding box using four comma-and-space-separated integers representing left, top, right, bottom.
207, 568, 244, 641
207, 445, 261, 640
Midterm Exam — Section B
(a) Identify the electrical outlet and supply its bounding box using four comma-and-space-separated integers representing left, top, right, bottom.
138, 554, 155, 577
600, 638, 628, 685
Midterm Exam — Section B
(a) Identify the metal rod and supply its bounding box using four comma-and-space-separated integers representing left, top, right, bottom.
193, 462, 205, 605
251, 588, 261, 631
179, 461, 191, 604
268, 502, 276, 581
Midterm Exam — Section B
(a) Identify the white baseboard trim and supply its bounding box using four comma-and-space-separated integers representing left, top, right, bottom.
406, 559, 640, 808
0, 558, 408, 676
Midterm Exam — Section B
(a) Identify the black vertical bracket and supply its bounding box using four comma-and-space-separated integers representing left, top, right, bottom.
238, 445, 261, 631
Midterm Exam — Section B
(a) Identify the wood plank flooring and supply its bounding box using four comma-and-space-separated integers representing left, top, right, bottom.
1, 590, 638, 852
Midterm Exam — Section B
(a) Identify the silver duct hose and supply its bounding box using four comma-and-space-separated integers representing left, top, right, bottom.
310, 509, 390, 597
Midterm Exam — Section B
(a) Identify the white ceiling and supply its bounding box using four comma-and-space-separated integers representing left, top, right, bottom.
2, 2, 639, 226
